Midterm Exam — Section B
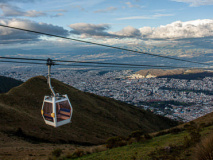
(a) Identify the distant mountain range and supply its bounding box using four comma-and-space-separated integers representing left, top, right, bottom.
136, 69, 213, 80
0, 76, 177, 145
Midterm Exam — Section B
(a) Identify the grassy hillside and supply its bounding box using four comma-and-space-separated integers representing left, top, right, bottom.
66, 112, 213, 160
0, 76, 178, 146
0, 76, 23, 93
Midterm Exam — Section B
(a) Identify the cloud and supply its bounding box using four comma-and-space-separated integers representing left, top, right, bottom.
69, 23, 112, 37
125, 2, 142, 8
2, 19, 210, 45
111, 26, 141, 37
139, 19, 213, 39
0, 4, 24, 17
171, 0, 213, 7
69, 23, 142, 38
0, 19, 69, 44
0, 3, 46, 17
117, 14, 173, 20
94, 6, 117, 13
0, 0, 36, 2
71, 5, 86, 12
48, 9, 67, 12
69, 19, 213, 45
117, 16, 152, 20
25, 10, 46, 17
50, 13, 64, 18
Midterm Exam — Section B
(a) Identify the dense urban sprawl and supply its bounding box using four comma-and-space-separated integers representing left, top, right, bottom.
1, 66, 213, 122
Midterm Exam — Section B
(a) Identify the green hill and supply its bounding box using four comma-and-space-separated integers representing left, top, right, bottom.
69, 111, 213, 160
0, 76, 177, 146
0, 76, 23, 93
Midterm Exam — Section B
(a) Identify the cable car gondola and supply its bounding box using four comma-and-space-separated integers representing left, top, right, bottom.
41, 58, 73, 127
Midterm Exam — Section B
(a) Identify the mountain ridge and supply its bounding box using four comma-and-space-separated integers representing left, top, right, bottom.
0, 76, 23, 93
135, 69, 213, 79
0, 76, 178, 145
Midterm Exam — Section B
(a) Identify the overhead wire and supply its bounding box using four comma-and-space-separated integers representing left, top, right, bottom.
0, 60, 46, 65
1, 58, 212, 71
0, 56, 191, 69
0, 24, 211, 66
0, 59, 191, 69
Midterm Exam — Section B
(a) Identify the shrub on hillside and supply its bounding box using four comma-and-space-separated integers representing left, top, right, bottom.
169, 127, 183, 134
65, 146, 107, 159
128, 130, 144, 138
127, 137, 137, 145
16, 127, 24, 136
106, 136, 126, 149
128, 130, 144, 142
205, 122, 213, 127
183, 136, 191, 148
89, 145, 106, 153
69, 149, 85, 158
155, 130, 168, 137
148, 144, 183, 160
199, 122, 206, 129
51, 148, 63, 158
184, 121, 201, 146
194, 133, 213, 160
144, 133, 152, 140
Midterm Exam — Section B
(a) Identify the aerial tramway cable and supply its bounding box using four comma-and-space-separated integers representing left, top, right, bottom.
0, 59, 189, 69
1, 59, 212, 71
0, 24, 211, 66
0, 56, 195, 69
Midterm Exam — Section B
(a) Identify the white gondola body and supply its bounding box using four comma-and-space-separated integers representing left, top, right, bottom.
41, 94, 73, 127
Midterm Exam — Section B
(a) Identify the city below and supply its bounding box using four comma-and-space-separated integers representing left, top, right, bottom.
1, 65, 213, 122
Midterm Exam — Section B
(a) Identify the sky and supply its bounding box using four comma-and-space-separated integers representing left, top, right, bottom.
0, 0, 213, 62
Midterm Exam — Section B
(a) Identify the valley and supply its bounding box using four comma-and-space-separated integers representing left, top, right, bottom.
1, 67, 213, 122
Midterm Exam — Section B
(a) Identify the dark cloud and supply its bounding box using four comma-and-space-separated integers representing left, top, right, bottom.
0, 19, 69, 44
69, 23, 112, 37
112, 26, 141, 37
69, 23, 142, 38
0, 4, 24, 16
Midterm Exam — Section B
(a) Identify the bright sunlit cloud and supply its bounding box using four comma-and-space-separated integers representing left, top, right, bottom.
171, 0, 213, 7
